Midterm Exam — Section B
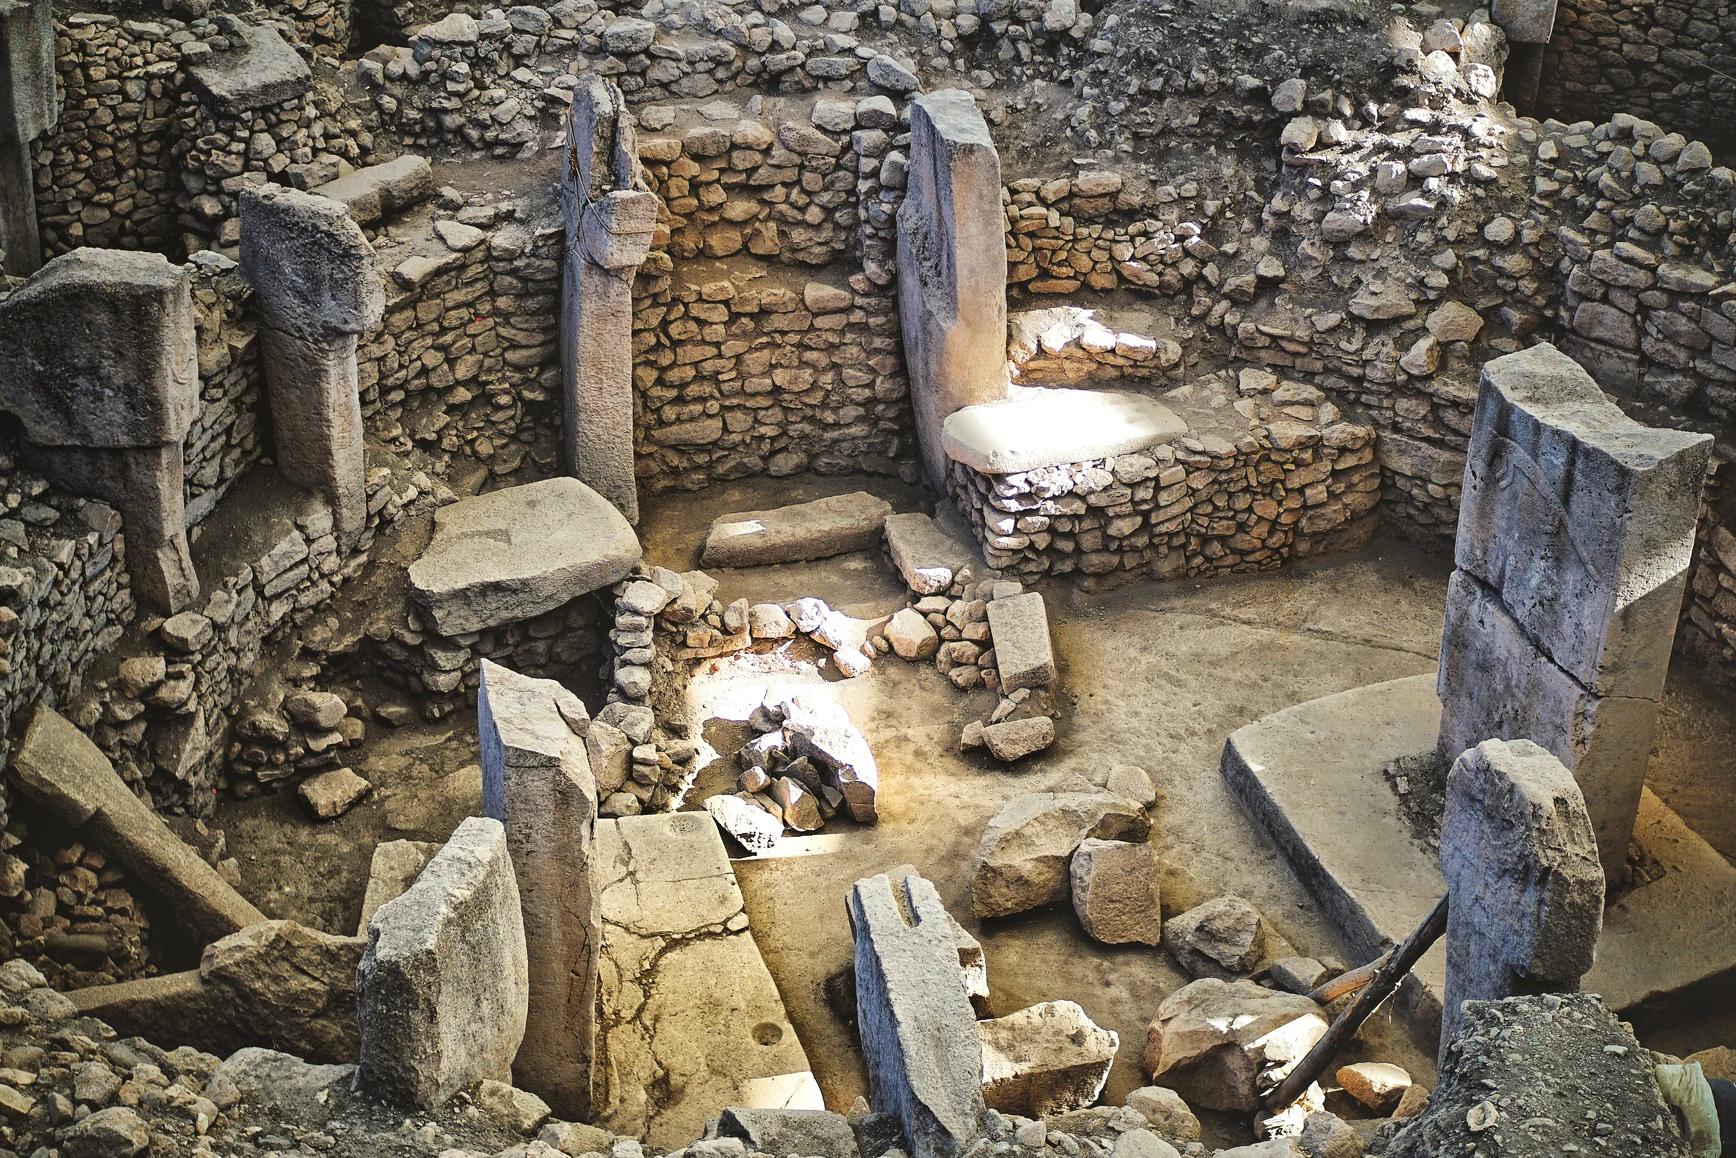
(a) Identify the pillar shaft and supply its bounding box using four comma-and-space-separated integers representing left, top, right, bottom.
0, 139, 38, 276
259, 326, 368, 542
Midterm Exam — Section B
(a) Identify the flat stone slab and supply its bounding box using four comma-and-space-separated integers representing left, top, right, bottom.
1221, 673, 1736, 1040
409, 477, 641, 635
595, 813, 819, 1147
313, 156, 436, 226
942, 388, 1186, 475
701, 492, 894, 568
185, 21, 311, 114
986, 592, 1055, 691
884, 511, 974, 595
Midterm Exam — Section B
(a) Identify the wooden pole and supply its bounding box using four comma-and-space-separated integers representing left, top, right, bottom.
1261, 895, 1450, 1115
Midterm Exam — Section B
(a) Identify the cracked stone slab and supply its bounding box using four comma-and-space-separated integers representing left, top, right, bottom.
700, 492, 894, 569
595, 813, 819, 1148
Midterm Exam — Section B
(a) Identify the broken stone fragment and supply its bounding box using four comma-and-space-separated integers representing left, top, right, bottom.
297, 768, 372, 820
779, 694, 878, 822
1142, 978, 1328, 1113
1123, 1086, 1200, 1144
982, 716, 1055, 762
978, 999, 1118, 1116
749, 602, 796, 639
1268, 957, 1331, 995
1163, 895, 1267, 978
1336, 1061, 1411, 1112
884, 511, 974, 595
972, 791, 1150, 919
712, 1107, 860, 1158
702, 492, 893, 568
706, 793, 782, 854
1070, 838, 1162, 946
985, 591, 1055, 692
885, 606, 940, 659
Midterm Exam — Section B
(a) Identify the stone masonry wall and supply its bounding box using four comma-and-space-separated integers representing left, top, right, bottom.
1540, 0, 1736, 160
183, 256, 266, 527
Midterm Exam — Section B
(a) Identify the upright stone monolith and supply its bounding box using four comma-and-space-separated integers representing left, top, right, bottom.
478, 659, 599, 1119
897, 90, 1009, 488
1436, 343, 1712, 883
239, 185, 385, 547
0, 248, 201, 612
847, 870, 985, 1158
0, 0, 56, 276
357, 815, 529, 1110
562, 76, 657, 523
1438, 738, 1604, 1055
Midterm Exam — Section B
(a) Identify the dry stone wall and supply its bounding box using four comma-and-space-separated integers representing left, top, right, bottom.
182, 256, 266, 526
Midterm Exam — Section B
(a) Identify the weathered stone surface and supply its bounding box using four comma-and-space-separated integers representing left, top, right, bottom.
312, 155, 434, 225
944, 389, 1186, 475
9, 706, 264, 941
1491, 0, 1558, 43
1070, 839, 1162, 946
848, 870, 986, 1158
713, 1108, 860, 1158
479, 660, 599, 1118
356, 840, 439, 935
1336, 1062, 1411, 1111
986, 592, 1055, 692
358, 816, 529, 1110
185, 20, 310, 113
1439, 738, 1604, 1051
1163, 895, 1267, 978
297, 768, 372, 819
1142, 979, 1328, 1112
0, 0, 55, 275
1437, 343, 1712, 881
899, 90, 1009, 486
887, 607, 941, 660
597, 814, 819, 1146
1123, 1086, 1201, 1144
981, 716, 1055, 762
978, 1000, 1118, 1116
972, 792, 1150, 919
706, 793, 784, 854
884, 863, 990, 1013
701, 492, 894, 568
884, 512, 974, 595
409, 478, 641, 635
780, 694, 879, 823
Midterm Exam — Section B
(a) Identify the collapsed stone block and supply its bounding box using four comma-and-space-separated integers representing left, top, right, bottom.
1437, 343, 1711, 882
978, 1000, 1118, 1116
1142, 978, 1328, 1113
701, 492, 894, 568
1439, 738, 1604, 1052
479, 660, 599, 1119
563, 76, 657, 522
1491, 0, 1558, 43
985, 592, 1055, 692
0, 248, 201, 611
897, 90, 1009, 486
184, 20, 311, 114
1070, 838, 1162, 946
780, 694, 879, 823
848, 870, 986, 1158
972, 791, 1149, 919
712, 1108, 861, 1158
239, 185, 385, 546
357, 816, 529, 1110
884, 511, 974, 595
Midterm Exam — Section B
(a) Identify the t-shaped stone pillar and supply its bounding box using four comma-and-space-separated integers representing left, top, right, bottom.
478, 659, 600, 1120
1436, 343, 1712, 883
1438, 738, 1604, 1057
0, 0, 57, 276
561, 76, 657, 524
0, 248, 200, 613
239, 185, 385, 547
897, 90, 1009, 489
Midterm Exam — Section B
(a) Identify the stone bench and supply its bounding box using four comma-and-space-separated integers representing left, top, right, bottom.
942, 386, 1187, 476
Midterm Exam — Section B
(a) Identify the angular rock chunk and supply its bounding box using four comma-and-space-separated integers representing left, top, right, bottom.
1071, 839, 1162, 946
982, 716, 1055, 762
978, 999, 1119, 1116
312, 155, 435, 225
356, 840, 439, 934
885, 511, 974, 595
409, 477, 641, 635
972, 792, 1150, 919
357, 816, 529, 1110
706, 793, 784, 854
1336, 1061, 1411, 1111
886, 607, 941, 660
1163, 895, 1268, 978
848, 870, 986, 1158
713, 1108, 861, 1158
1124, 1086, 1201, 1144
1142, 978, 1328, 1112
780, 694, 879, 822
986, 592, 1055, 692
702, 491, 895, 568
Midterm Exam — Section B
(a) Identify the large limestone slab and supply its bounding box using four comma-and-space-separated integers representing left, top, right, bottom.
884, 511, 974, 595
848, 870, 986, 1158
943, 389, 1186, 475
701, 492, 895, 568
184, 20, 310, 113
355, 840, 439, 934
479, 660, 599, 1118
312, 155, 435, 225
357, 816, 529, 1110
8, 706, 264, 941
596, 813, 819, 1147
985, 592, 1055, 692
978, 1000, 1118, 1117
409, 477, 641, 635
898, 90, 1009, 486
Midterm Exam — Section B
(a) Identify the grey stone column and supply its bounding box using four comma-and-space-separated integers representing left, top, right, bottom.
1436, 343, 1712, 883
239, 185, 384, 547
0, 248, 201, 613
0, 0, 57, 277
478, 659, 599, 1120
897, 90, 1009, 489
562, 76, 657, 524
1439, 738, 1604, 1057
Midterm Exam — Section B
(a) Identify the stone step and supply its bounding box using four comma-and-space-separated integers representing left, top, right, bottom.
700, 490, 893, 568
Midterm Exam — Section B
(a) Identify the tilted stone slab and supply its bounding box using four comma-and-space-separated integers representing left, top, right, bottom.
355, 840, 440, 935
985, 592, 1055, 692
848, 870, 986, 1158
978, 1000, 1118, 1117
1491, 0, 1558, 42
408, 477, 641, 635
942, 389, 1186, 475
8, 706, 264, 942
479, 659, 599, 1118
358, 816, 528, 1110
701, 492, 895, 568
884, 511, 974, 595
312, 155, 436, 225
1439, 738, 1603, 1050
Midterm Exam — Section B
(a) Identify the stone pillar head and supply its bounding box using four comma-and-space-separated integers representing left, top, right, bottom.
239, 185, 384, 339
582, 189, 658, 271
565, 75, 643, 217
0, 0, 57, 145
0, 248, 198, 448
